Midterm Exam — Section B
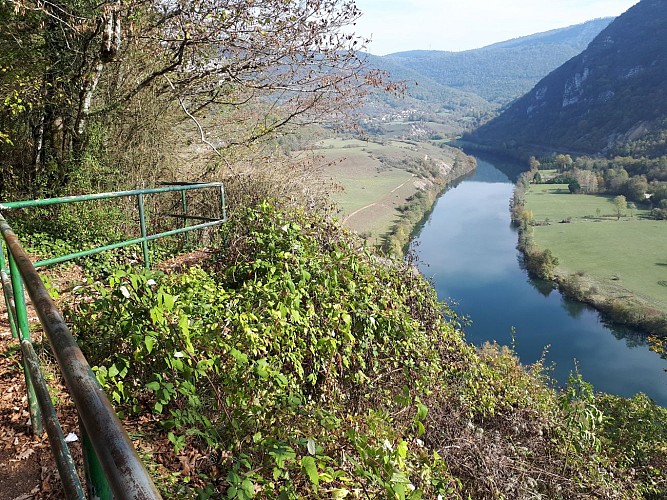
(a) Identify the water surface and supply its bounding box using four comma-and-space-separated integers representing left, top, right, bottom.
411, 157, 667, 406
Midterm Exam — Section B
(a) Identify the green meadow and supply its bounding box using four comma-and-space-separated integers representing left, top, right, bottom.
314, 137, 462, 246
525, 184, 667, 310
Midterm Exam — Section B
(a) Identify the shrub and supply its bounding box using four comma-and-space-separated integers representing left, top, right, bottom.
63, 202, 661, 498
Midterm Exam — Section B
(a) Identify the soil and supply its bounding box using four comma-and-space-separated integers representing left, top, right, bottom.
0, 329, 81, 499
0, 250, 216, 497
0, 269, 83, 499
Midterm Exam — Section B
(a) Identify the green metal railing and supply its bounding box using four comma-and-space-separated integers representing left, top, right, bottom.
0, 183, 226, 499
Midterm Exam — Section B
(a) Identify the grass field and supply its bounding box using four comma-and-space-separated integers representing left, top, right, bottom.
525, 184, 667, 311
313, 137, 462, 246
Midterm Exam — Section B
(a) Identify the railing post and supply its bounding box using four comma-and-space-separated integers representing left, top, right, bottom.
21, 339, 85, 499
0, 239, 20, 340
0, 215, 162, 498
8, 251, 43, 435
81, 420, 113, 499
219, 185, 226, 222
181, 189, 189, 247
137, 193, 151, 269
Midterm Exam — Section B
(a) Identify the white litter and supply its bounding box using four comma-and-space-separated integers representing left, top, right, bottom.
65, 432, 79, 443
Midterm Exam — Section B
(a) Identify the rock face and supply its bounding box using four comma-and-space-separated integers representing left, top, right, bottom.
471, 0, 667, 156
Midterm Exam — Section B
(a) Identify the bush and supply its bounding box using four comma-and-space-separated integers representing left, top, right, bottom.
63, 202, 662, 498
525, 248, 559, 280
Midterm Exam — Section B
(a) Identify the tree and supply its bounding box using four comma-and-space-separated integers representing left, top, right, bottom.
554, 154, 573, 171
568, 179, 581, 194
529, 156, 541, 170
613, 195, 627, 220
623, 175, 648, 203
1, 0, 386, 198
572, 168, 598, 193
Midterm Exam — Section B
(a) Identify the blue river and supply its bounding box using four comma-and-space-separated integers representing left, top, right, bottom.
411, 155, 667, 406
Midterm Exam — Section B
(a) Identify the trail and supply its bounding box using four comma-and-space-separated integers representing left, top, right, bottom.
343, 179, 411, 224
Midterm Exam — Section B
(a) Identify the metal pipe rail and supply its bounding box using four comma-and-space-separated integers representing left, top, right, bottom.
0, 183, 226, 498
0, 182, 226, 269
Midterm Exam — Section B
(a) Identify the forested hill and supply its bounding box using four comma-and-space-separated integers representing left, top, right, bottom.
375, 18, 612, 105
470, 0, 667, 157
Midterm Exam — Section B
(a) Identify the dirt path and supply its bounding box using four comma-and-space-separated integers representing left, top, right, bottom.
343, 178, 413, 224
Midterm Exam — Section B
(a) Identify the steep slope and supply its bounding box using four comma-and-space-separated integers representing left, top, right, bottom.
363, 53, 494, 116
381, 18, 612, 105
471, 0, 667, 156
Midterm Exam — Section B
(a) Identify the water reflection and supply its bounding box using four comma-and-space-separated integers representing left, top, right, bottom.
411, 156, 667, 406
527, 275, 556, 298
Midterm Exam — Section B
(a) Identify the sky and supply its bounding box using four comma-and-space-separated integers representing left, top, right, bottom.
353, 0, 640, 55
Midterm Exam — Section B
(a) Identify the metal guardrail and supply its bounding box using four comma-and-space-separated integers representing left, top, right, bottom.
0, 183, 226, 498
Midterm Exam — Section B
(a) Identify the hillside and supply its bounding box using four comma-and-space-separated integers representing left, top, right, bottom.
47, 203, 667, 497
377, 18, 612, 106
470, 0, 667, 156
361, 53, 495, 130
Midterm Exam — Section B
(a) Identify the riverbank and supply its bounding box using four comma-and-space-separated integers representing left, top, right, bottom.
318, 137, 477, 253
383, 152, 477, 255
511, 174, 667, 342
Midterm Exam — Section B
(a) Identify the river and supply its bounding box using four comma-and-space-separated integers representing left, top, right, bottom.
410, 155, 667, 406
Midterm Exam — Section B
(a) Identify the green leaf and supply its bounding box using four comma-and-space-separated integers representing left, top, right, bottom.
397, 440, 408, 459
230, 348, 248, 365
146, 381, 160, 391
227, 470, 241, 485
416, 402, 428, 421
255, 359, 269, 379
108, 364, 119, 378
144, 335, 156, 354
268, 443, 296, 468
240, 479, 254, 498
301, 456, 319, 486
160, 292, 177, 311
416, 421, 425, 436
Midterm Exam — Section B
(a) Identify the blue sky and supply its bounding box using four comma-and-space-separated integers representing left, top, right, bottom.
353, 0, 639, 55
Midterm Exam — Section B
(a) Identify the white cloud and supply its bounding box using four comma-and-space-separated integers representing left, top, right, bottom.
354, 0, 639, 55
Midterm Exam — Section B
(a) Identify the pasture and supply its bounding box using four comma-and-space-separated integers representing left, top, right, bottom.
314, 137, 460, 246
525, 184, 667, 310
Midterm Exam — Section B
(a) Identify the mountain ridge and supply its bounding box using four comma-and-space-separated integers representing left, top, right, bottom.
470, 0, 667, 156
376, 18, 613, 105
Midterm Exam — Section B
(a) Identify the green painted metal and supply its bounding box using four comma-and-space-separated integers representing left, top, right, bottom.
81, 424, 113, 500
0, 182, 225, 210
0, 182, 224, 499
0, 270, 19, 340
32, 218, 225, 269
8, 251, 43, 435
0, 214, 162, 498
21, 339, 85, 499
137, 193, 151, 268
1, 183, 227, 271
182, 190, 189, 246
7, 252, 29, 341
0, 240, 19, 340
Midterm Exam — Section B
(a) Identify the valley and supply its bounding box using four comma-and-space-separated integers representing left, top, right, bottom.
521, 179, 667, 335
2, 0, 667, 497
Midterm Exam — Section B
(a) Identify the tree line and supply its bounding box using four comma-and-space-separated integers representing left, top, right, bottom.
525, 153, 667, 219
